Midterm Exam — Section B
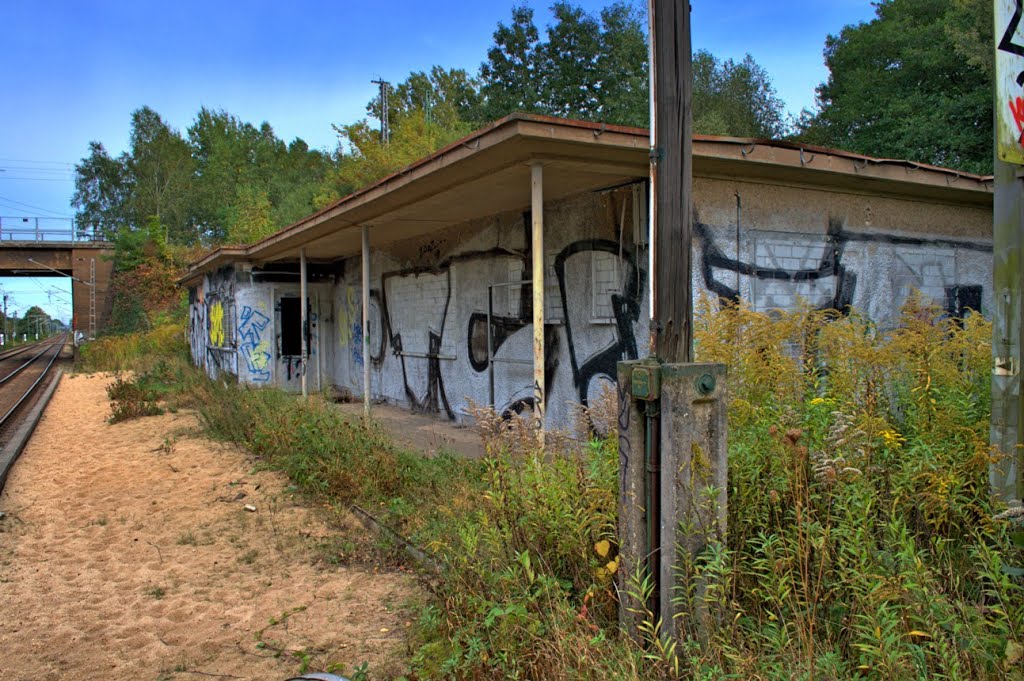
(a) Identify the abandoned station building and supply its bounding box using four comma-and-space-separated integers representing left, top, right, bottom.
182, 114, 994, 428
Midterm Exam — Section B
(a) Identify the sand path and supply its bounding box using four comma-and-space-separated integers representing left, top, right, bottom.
0, 373, 415, 681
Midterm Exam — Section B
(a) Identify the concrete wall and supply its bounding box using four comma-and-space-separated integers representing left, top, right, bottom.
692, 178, 993, 329
187, 265, 332, 391
331, 184, 649, 427
186, 177, 993, 429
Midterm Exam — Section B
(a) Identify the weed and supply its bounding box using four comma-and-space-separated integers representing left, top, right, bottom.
176, 531, 197, 546
106, 373, 165, 423
351, 661, 370, 681
144, 585, 166, 599
238, 549, 258, 565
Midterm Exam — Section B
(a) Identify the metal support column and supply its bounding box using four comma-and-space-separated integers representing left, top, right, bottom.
300, 247, 308, 399
362, 225, 371, 421
530, 162, 545, 442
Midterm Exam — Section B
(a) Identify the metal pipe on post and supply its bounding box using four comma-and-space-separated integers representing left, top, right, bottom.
299, 247, 308, 399
362, 225, 371, 421
530, 162, 546, 444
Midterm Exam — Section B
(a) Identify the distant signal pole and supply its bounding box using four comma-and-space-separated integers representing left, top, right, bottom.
371, 78, 390, 144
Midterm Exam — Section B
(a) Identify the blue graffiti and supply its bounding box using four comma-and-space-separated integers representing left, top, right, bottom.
351, 320, 364, 367
238, 306, 272, 382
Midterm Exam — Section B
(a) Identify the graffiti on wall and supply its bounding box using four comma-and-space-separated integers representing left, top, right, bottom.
238, 305, 272, 382
188, 288, 208, 373
381, 268, 456, 418
338, 287, 361, 366
695, 218, 855, 311
695, 216, 992, 320
556, 239, 640, 406
188, 270, 238, 379
366, 203, 645, 422
209, 301, 225, 347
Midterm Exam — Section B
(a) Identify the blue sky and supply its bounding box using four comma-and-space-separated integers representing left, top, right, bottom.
0, 0, 878, 322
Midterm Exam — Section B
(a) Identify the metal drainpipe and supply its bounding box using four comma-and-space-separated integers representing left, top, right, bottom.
487, 285, 495, 407
643, 398, 661, 618
531, 162, 546, 445
300, 247, 308, 399
362, 225, 371, 421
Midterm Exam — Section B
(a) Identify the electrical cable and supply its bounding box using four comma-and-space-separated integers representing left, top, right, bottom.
0, 177, 74, 182
0, 194, 72, 216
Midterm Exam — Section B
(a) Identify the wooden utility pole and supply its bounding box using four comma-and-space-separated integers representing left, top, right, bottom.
619, 0, 728, 643
651, 0, 693, 363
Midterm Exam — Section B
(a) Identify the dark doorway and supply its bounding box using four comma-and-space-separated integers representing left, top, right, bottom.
280, 297, 306, 357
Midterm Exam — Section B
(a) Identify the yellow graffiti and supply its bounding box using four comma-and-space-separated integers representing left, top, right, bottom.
249, 340, 270, 370
209, 301, 225, 347
338, 287, 359, 346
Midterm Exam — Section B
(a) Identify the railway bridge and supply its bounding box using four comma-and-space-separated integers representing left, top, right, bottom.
0, 223, 114, 339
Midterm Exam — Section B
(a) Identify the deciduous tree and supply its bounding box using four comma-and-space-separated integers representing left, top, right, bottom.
797, 0, 992, 173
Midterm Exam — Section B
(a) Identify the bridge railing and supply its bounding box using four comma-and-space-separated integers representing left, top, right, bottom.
0, 217, 107, 243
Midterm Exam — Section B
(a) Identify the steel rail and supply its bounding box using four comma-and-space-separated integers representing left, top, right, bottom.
0, 336, 64, 429
0, 338, 63, 387
0, 338, 52, 363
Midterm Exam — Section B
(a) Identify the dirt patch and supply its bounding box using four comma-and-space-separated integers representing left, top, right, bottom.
336, 401, 484, 460
0, 373, 416, 680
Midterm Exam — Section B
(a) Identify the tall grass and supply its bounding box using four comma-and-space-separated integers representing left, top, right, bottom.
77, 321, 188, 372
88, 296, 1022, 680
675, 295, 1022, 680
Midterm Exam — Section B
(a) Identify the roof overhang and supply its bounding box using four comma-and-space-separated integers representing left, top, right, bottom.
181, 113, 993, 286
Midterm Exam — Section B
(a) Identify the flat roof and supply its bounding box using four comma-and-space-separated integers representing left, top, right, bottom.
182, 113, 993, 285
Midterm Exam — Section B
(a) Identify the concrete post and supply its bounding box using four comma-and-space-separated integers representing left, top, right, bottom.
299, 247, 308, 399
531, 162, 545, 440
617, 360, 727, 639
658, 363, 727, 638
992, 158, 1024, 502
362, 225, 371, 421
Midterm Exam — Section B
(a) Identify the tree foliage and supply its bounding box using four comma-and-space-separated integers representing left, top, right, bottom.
478, 3, 649, 126
15, 305, 52, 337
188, 108, 332, 243
693, 50, 787, 138
73, 106, 330, 249
474, 3, 784, 135
368, 67, 483, 132
797, 0, 993, 174
315, 110, 469, 205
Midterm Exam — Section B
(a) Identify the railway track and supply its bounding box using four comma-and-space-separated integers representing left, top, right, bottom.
0, 336, 66, 447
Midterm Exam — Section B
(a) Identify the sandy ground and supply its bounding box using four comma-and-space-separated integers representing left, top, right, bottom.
0, 373, 417, 681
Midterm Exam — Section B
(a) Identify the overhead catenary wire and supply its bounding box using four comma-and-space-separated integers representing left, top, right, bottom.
0, 158, 75, 167
0, 166, 75, 174
0, 194, 72, 217
0, 177, 74, 182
